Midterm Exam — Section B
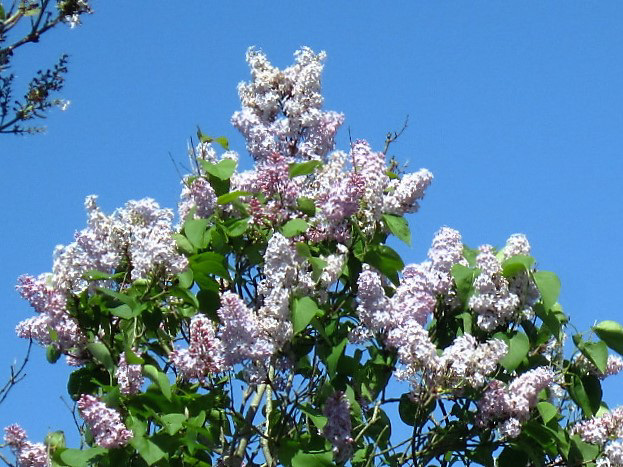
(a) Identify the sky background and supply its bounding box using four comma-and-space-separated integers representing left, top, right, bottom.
1, 0, 623, 450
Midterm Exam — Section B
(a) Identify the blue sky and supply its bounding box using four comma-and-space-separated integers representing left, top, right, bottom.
2, 1, 623, 448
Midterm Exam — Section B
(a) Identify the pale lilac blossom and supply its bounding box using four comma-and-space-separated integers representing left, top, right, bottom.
77, 395, 133, 448
3, 424, 49, 467
115, 352, 144, 395
322, 392, 353, 463
170, 314, 224, 380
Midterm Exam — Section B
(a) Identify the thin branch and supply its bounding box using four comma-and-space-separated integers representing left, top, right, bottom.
382, 114, 409, 155
0, 340, 32, 405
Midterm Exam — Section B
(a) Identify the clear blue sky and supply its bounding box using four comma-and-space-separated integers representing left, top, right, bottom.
2, 1, 623, 447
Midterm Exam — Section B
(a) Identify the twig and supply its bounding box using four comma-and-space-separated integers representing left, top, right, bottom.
0, 340, 32, 405
382, 114, 409, 155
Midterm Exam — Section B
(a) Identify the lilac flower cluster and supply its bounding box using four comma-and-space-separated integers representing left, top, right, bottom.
169, 314, 224, 381
15, 273, 86, 353
16, 196, 188, 357
77, 395, 133, 448
355, 228, 511, 397
3, 424, 49, 467
572, 407, 623, 466
477, 367, 556, 438
115, 352, 144, 395
217, 291, 274, 366
574, 354, 623, 380
322, 392, 353, 463
232, 47, 341, 163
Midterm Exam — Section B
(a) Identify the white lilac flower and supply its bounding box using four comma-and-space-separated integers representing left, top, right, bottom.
322, 392, 353, 463
477, 367, 556, 438
217, 291, 274, 365
178, 177, 217, 221
469, 245, 520, 331
170, 314, 224, 380
426, 227, 466, 295
115, 352, 144, 395
77, 395, 133, 448
502, 233, 531, 259
383, 168, 433, 215
3, 424, 49, 467
574, 354, 623, 380
15, 274, 86, 352
572, 407, 623, 445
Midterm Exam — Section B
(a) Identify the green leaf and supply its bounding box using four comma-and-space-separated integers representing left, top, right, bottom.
189, 252, 230, 280
537, 402, 558, 424
308, 257, 328, 282
289, 160, 322, 178
327, 337, 348, 378
296, 197, 316, 216
200, 159, 237, 180
177, 269, 194, 289
86, 343, 114, 373
173, 233, 195, 255
451, 264, 477, 302
291, 450, 334, 466
292, 297, 321, 335
217, 190, 251, 205
224, 217, 250, 237
184, 219, 209, 249
398, 393, 417, 426
497, 331, 529, 371
143, 365, 172, 401
382, 214, 411, 246
130, 437, 166, 465
578, 340, 609, 374
364, 245, 404, 285
110, 304, 134, 319
57, 447, 106, 466
160, 413, 187, 436
593, 320, 623, 356
533, 271, 561, 310
281, 218, 309, 238
297, 404, 327, 431
0, 5, 5, 20
502, 255, 535, 277
569, 435, 600, 465
46, 345, 61, 364
213, 136, 230, 150
569, 373, 602, 417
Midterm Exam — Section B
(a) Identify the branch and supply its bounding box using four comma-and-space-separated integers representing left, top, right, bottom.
0, 340, 32, 405
382, 114, 409, 155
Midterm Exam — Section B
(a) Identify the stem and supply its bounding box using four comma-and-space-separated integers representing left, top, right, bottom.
261, 366, 275, 466
233, 383, 267, 462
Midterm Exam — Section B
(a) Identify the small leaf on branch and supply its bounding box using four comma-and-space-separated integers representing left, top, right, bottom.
382, 213, 411, 245
292, 297, 321, 335
497, 331, 529, 371
184, 219, 209, 250
533, 271, 561, 310
86, 342, 114, 373
288, 160, 322, 178
281, 218, 309, 238
575, 338, 608, 374
200, 159, 237, 180
364, 245, 404, 285
501, 255, 535, 277
56, 447, 106, 466
296, 197, 316, 216
217, 190, 251, 205
593, 320, 623, 356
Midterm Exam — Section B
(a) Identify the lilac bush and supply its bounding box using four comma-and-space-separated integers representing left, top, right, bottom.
3, 47, 623, 467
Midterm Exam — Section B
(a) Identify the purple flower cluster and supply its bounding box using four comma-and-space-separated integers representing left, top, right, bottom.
15, 274, 86, 353
169, 314, 224, 381
3, 424, 49, 467
217, 292, 274, 365
77, 395, 133, 448
322, 392, 353, 463
477, 367, 556, 438
115, 352, 144, 395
